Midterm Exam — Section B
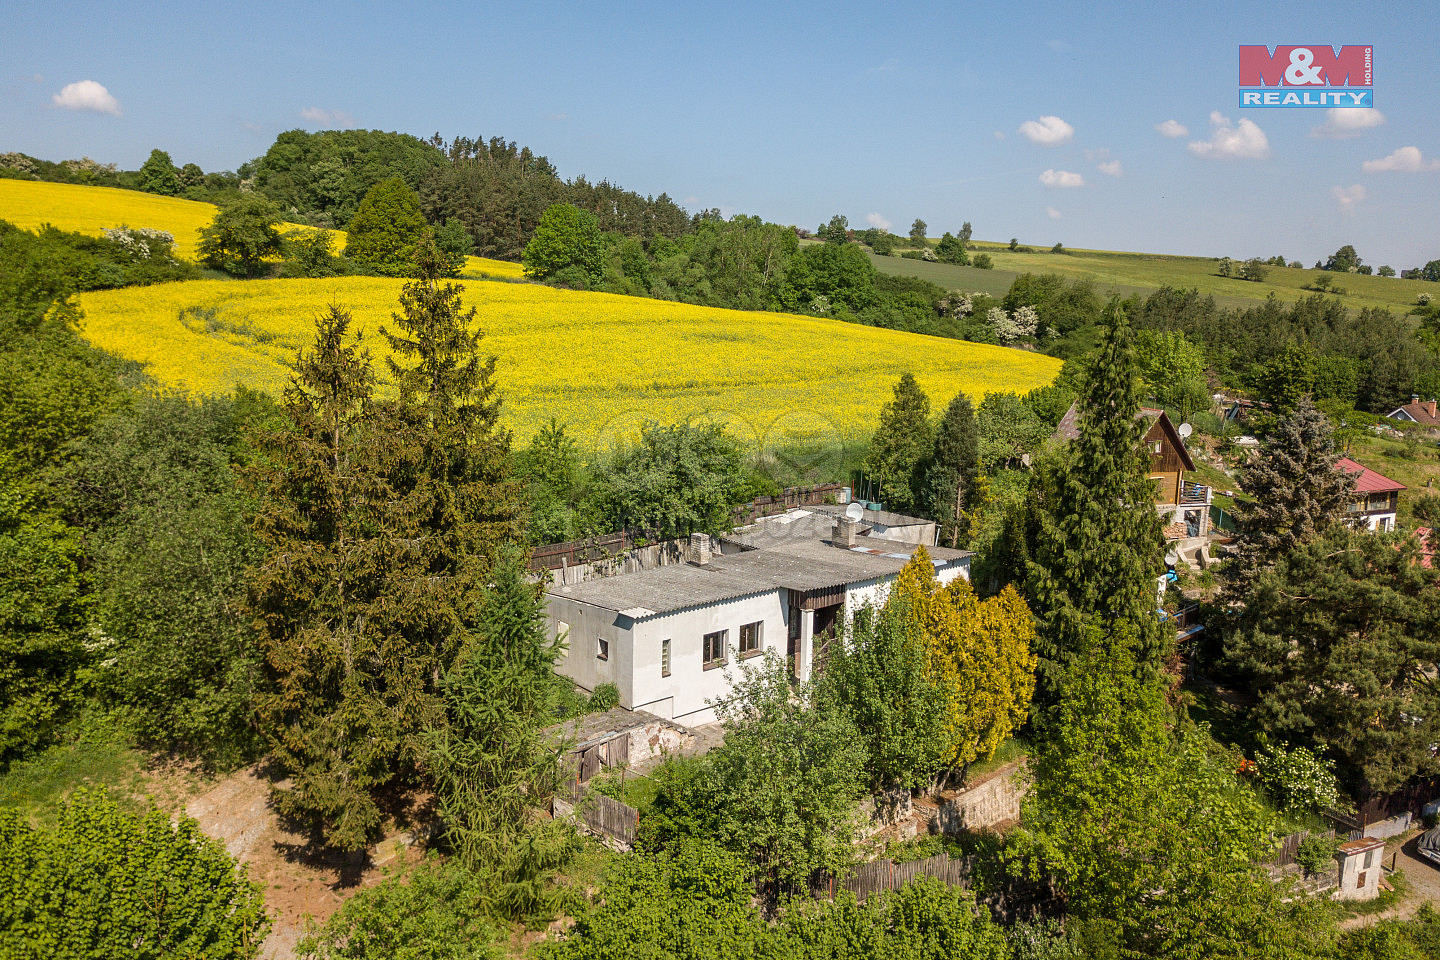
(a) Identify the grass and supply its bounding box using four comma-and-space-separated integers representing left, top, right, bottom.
963, 736, 1029, 783
0, 178, 523, 278
871, 242, 1440, 315
73, 276, 1062, 446
0, 739, 149, 828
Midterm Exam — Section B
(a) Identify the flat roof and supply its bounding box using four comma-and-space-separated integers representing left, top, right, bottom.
549, 535, 971, 620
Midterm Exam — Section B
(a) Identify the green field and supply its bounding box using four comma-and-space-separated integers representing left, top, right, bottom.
872, 242, 1440, 315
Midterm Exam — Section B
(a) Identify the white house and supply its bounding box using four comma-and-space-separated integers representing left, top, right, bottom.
545, 509, 971, 728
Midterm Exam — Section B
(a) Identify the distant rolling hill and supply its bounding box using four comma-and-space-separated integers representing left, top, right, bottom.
868, 241, 1439, 316
0, 179, 523, 279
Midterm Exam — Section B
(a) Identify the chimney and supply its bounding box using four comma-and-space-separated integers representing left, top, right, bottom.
1413, 393, 1421, 405
689, 532, 712, 565
1426, 399, 1439, 418
833, 517, 860, 548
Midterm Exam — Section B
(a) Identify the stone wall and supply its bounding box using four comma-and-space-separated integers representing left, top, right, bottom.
936, 761, 1028, 835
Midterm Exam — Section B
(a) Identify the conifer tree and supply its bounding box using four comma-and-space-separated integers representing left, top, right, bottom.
1025, 303, 1166, 698
248, 306, 399, 849
863, 373, 932, 513
425, 549, 566, 872
1223, 398, 1356, 598
920, 391, 980, 546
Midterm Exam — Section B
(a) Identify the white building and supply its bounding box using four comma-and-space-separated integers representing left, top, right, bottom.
545, 508, 971, 728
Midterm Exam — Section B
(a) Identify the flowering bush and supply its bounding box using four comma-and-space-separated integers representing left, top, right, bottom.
1250, 739, 1341, 812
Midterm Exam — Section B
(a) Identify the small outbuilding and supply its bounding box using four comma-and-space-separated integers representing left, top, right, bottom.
1334, 836, 1385, 902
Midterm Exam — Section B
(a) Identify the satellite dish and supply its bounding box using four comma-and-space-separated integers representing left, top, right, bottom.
1165, 552, 1179, 566
844, 502, 865, 521
1177, 423, 1193, 439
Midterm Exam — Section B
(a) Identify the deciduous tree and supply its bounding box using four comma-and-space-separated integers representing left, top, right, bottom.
522, 203, 603, 286
197, 195, 286, 279
0, 787, 269, 958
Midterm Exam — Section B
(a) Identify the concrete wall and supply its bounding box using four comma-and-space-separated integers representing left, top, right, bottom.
548, 595, 632, 704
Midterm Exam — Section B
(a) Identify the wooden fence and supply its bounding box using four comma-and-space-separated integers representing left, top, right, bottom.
555, 783, 640, 847
1272, 829, 1335, 868
730, 483, 848, 525
813, 853, 975, 902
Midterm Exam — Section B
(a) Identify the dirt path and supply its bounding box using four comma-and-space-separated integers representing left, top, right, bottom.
186, 766, 422, 960
1340, 832, 1440, 931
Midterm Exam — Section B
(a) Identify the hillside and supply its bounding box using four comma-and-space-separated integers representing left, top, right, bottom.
0, 179, 523, 279
74, 277, 1061, 445
869, 241, 1440, 316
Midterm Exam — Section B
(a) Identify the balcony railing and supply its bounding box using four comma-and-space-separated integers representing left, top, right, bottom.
1179, 481, 1211, 506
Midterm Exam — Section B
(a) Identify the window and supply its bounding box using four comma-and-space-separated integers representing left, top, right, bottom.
661, 638, 672, 677
739, 621, 763, 657
703, 630, 727, 669
1151, 441, 1163, 454
1364, 849, 1377, 869
597, 637, 609, 661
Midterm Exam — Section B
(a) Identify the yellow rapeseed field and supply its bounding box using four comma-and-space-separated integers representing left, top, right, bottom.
75, 277, 1061, 448
0, 179, 523, 278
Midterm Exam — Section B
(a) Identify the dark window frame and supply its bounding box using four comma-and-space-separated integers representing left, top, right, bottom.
597, 637, 609, 661
703, 630, 727, 670
739, 620, 764, 658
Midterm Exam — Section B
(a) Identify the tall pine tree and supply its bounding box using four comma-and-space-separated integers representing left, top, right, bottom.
1223, 397, 1356, 599
920, 391, 980, 547
248, 307, 400, 849
250, 246, 525, 850
862, 373, 932, 513
1025, 304, 1166, 699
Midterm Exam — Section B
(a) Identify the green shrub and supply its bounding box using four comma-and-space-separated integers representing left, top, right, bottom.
588, 682, 620, 712
0, 787, 268, 958
1294, 835, 1336, 877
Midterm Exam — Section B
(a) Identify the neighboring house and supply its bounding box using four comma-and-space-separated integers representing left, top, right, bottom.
1336, 457, 1405, 532
545, 508, 971, 728
1055, 403, 1212, 560
1385, 395, 1440, 430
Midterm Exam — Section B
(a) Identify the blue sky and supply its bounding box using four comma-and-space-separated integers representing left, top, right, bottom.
5, 0, 1438, 267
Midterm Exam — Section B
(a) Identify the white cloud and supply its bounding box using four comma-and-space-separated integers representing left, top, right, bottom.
1046, 206, 1062, 220
1311, 108, 1385, 139
1331, 184, 1366, 214
865, 212, 892, 231
993, 131, 1005, 140
300, 106, 355, 128
52, 80, 120, 116
1154, 119, 1188, 138
1098, 159, 1123, 177
546, 112, 569, 122
1039, 168, 1085, 188
1018, 115, 1074, 146
1187, 112, 1270, 160
1362, 146, 1440, 173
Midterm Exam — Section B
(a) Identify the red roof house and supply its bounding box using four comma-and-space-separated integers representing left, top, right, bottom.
1336, 457, 1405, 532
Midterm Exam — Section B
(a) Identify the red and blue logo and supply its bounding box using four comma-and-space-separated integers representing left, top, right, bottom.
1238, 45, 1372, 107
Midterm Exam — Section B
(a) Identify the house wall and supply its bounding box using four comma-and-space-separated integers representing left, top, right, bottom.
548, 596, 634, 705
844, 559, 970, 613
628, 591, 788, 726
1149, 470, 1183, 505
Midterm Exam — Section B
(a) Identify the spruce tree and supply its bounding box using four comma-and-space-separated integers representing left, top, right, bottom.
862, 373, 932, 514
248, 306, 398, 849
380, 237, 524, 621
425, 550, 565, 871
1224, 398, 1356, 598
920, 391, 980, 546
1025, 304, 1166, 698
